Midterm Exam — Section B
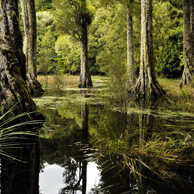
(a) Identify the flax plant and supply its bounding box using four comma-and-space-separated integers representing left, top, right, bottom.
0, 105, 44, 160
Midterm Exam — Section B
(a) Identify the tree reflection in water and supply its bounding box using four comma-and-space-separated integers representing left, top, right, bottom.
38, 88, 194, 193
1, 133, 40, 194
92, 97, 194, 194
59, 90, 89, 194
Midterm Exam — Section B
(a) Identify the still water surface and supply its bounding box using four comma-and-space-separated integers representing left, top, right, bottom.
39, 162, 100, 194
34, 77, 194, 194
1, 78, 194, 193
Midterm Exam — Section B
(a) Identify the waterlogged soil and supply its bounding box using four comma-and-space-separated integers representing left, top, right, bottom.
34, 80, 194, 194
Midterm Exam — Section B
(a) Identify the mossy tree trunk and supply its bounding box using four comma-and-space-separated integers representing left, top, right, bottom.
0, 0, 37, 117
20, 0, 44, 97
127, 2, 135, 87
131, 0, 165, 98
180, 0, 193, 87
191, 0, 194, 64
78, 0, 92, 88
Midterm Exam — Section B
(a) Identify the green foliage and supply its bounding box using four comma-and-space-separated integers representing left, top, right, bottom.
107, 50, 128, 105
35, 0, 53, 11
153, 2, 183, 78
37, 11, 58, 74
55, 35, 81, 74
34, 0, 184, 78
95, 4, 127, 73
53, 0, 94, 40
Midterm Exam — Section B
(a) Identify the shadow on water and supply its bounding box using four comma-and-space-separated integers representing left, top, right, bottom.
1, 131, 40, 194
0, 109, 44, 194
34, 85, 194, 194
135, 98, 194, 194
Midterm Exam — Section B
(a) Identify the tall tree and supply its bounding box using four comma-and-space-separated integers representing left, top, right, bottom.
0, 0, 37, 116
180, 0, 193, 87
78, 0, 93, 87
131, 0, 165, 98
127, 0, 136, 86
20, 0, 44, 97
53, 0, 93, 88
191, 0, 194, 62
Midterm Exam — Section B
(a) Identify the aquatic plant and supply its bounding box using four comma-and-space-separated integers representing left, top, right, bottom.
93, 126, 194, 189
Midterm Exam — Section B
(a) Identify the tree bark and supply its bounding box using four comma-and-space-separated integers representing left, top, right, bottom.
127, 3, 135, 87
191, 0, 194, 64
20, 0, 44, 96
180, 0, 193, 87
78, 0, 92, 88
0, 0, 38, 118
131, 0, 165, 98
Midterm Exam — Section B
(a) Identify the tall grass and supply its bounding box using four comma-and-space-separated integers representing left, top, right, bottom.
91, 111, 194, 190
37, 75, 109, 90
159, 78, 194, 112
37, 75, 79, 89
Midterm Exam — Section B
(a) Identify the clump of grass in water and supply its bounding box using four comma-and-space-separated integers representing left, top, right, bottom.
92, 126, 194, 190
0, 105, 44, 161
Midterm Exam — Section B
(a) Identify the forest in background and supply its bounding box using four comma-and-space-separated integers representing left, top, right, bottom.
27, 0, 184, 78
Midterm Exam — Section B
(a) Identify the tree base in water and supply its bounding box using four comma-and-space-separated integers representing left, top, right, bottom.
130, 77, 165, 99
26, 73, 44, 97
78, 73, 93, 88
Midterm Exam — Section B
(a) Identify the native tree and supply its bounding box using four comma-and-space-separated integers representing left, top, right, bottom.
126, 0, 139, 86
131, 0, 165, 98
180, 0, 194, 87
0, 0, 39, 117
20, 0, 44, 96
53, 0, 93, 88
191, 0, 194, 62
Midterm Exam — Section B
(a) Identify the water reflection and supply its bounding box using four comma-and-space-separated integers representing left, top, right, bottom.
39, 90, 100, 194
36, 88, 194, 194
1, 134, 40, 194
128, 98, 194, 194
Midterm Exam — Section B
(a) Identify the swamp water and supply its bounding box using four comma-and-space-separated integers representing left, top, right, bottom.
1, 78, 194, 193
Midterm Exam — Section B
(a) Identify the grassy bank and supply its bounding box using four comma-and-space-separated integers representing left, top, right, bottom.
37, 75, 109, 89
159, 78, 194, 112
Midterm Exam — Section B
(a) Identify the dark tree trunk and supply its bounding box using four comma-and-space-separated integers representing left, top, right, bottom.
127, 2, 135, 87
0, 0, 38, 117
191, 0, 194, 64
180, 0, 193, 87
131, 0, 165, 98
20, 0, 44, 97
78, 0, 92, 88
